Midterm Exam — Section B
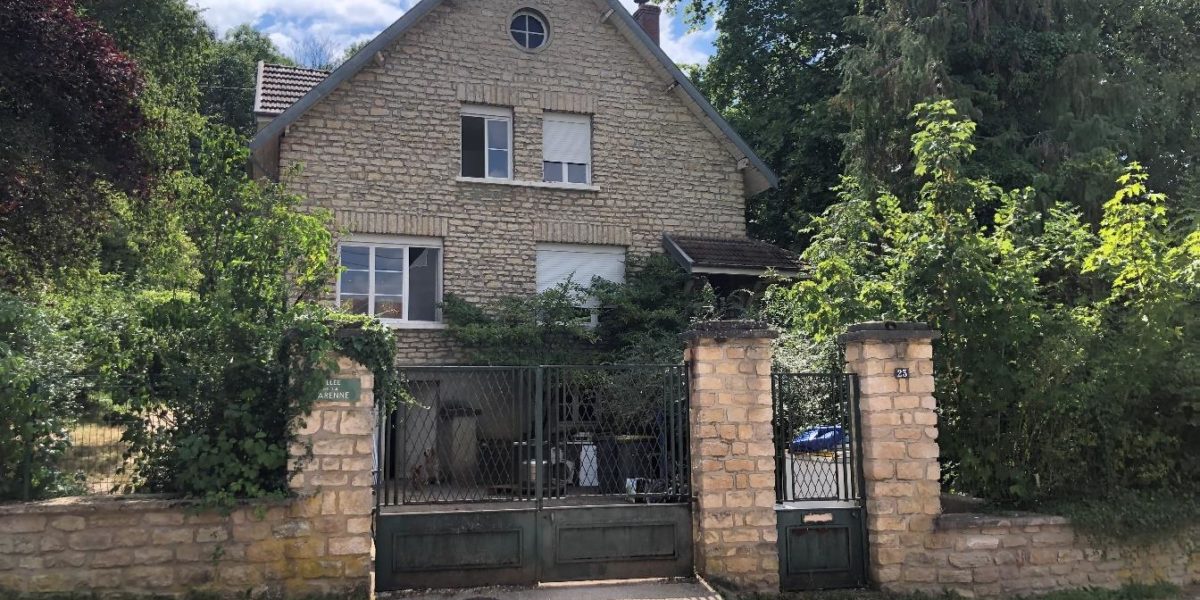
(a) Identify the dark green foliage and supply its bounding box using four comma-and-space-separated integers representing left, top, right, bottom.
0, 295, 87, 500
442, 283, 601, 366
0, 0, 395, 505
79, 0, 291, 133
768, 102, 1200, 511
1049, 491, 1200, 547
691, 0, 857, 250
203, 25, 295, 134
443, 256, 718, 365
838, 0, 1200, 220
590, 255, 716, 363
0, 0, 145, 285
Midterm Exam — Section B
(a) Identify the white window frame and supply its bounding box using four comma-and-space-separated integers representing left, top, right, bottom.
336, 234, 445, 329
461, 104, 513, 181
542, 112, 592, 185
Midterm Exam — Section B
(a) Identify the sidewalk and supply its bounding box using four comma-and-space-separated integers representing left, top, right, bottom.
380, 578, 722, 600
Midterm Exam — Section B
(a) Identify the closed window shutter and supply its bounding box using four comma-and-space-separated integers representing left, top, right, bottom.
543, 114, 591, 165
536, 244, 625, 307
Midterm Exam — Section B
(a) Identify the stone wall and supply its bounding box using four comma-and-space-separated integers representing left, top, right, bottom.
0, 357, 376, 598
841, 322, 1200, 596
274, 0, 753, 364
685, 321, 779, 592
910, 514, 1200, 596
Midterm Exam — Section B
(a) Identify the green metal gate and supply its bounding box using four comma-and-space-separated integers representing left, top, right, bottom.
773, 373, 868, 590
374, 365, 692, 591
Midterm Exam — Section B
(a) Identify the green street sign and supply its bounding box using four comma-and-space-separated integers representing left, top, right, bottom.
318, 378, 362, 404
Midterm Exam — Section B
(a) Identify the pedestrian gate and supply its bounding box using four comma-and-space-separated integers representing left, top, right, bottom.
374, 365, 692, 591
773, 373, 868, 590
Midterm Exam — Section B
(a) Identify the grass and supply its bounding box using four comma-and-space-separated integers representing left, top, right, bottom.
59, 420, 135, 494
736, 582, 1184, 600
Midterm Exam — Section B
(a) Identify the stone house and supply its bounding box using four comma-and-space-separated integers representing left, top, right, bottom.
250, 0, 799, 363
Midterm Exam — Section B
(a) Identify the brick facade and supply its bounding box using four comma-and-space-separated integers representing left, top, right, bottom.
685, 321, 779, 592
0, 357, 376, 598
274, 0, 751, 364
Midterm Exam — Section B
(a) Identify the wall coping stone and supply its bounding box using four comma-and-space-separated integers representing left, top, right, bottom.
683, 319, 778, 341
838, 321, 942, 343
0, 492, 306, 516
937, 512, 1071, 530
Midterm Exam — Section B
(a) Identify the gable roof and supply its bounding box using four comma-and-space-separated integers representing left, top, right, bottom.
249, 0, 779, 195
254, 62, 330, 117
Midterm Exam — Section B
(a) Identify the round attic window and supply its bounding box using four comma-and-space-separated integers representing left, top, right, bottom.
510, 9, 548, 50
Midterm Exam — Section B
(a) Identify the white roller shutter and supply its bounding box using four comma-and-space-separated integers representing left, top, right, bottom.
543, 113, 591, 165
536, 244, 625, 306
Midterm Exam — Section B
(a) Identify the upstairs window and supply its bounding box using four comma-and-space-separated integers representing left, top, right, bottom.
461, 105, 511, 179
510, 9, 548, 50
338, 236, 443, 325
543, 113, 591, 185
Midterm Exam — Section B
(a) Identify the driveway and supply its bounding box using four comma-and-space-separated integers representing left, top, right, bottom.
380, 578, 721, 600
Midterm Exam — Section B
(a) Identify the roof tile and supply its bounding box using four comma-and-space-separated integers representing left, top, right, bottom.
255, 63, 330, 116
665, 234, 802, 273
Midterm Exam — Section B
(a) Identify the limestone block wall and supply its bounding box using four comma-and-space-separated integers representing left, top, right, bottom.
909, 515, 1200, 596
685, 320, 779, 592
840, 322, 942, 589
273, 0, 756, 364
0, 357, 376, 598
841, 322, 1200, 595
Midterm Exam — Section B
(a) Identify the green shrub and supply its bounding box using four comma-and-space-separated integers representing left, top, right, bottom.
0, 294, 88, 500
765, 100, 1200, 511
443, 255, 722, 365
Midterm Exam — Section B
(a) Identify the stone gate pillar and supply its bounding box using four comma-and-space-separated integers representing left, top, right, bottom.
838, 322, 941, 589
287, 355, 376, 597
684, 320, 779, 592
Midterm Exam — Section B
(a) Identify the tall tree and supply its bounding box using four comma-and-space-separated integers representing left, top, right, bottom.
0, 0, 145, 284
839, 0, 1200, 222
678, 0, 1200, 246
691, 0, 857, 249
80, 0, 289, 132
203, 25, 293, 134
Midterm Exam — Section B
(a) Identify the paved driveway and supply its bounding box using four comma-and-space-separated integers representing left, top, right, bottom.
380, 578, 721, 600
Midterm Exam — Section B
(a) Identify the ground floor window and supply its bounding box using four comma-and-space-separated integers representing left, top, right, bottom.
535, 243, 625, 327
338, 235, 442, 325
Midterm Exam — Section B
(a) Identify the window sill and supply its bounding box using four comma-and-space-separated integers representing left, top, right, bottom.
378, 320, 448, 331
456, 176, 599, 192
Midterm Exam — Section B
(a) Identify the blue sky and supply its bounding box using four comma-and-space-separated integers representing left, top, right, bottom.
189, 0, 718, 66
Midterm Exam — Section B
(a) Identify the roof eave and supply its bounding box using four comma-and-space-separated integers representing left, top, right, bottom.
692, 265, 803, 277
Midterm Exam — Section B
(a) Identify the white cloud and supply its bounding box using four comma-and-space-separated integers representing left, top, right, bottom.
190, 0, 415, 57
618, 0, 717, 66
192, 0, 715, 65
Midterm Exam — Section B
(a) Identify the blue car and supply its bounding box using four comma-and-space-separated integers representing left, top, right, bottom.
789, 425, 847, 453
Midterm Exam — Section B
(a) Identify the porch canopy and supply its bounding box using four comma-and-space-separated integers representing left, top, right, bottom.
662, 233, 804, 278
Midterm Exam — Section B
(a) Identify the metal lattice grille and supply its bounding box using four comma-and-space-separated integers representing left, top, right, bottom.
772, 373, 863, 502
378, 365, 690, 507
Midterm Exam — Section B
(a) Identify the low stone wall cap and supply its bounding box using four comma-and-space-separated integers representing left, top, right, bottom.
838, 321, 941, 343
846, 321, 932, 332
683, 319, 778, 340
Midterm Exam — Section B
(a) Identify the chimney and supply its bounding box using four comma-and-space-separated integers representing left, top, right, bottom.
633, 0, 661, 46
